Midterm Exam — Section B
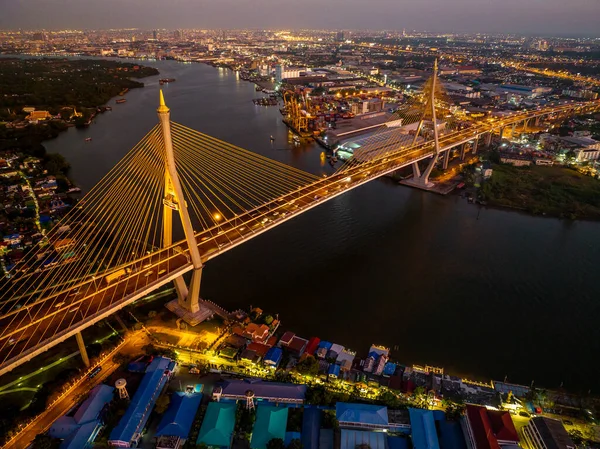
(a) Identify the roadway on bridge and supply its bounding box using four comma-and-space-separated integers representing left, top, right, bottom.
0, 99, 598, 375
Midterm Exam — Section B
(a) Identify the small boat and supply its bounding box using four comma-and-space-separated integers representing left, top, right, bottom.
116, 99, 127, 104
270, 135, 275, 142
293, 135, 300, 143
85, 137, 92, 142
159, 78, 176, 85
332, 156, 338, 163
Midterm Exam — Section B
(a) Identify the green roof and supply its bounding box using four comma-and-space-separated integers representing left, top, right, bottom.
250, 405, 289, 449
197, 402, 237, 448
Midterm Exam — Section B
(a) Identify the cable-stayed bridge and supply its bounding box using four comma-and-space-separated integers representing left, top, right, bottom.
0, 68, 599, 376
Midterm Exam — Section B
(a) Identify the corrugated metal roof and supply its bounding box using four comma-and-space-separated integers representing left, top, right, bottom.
197, 402, 237, 447
250, 405, 289, 449
156, 392, 202, 438
336, 403, 389, 426
409, 408, 440, 449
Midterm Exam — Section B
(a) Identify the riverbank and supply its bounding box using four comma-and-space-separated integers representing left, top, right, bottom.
478, 163, 600, 220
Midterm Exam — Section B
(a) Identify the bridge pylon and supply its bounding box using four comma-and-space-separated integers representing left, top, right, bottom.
408, 59, 442, 188
157, 91, 207, 326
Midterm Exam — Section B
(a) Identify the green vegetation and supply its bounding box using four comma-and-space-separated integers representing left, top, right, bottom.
480, 164, 600, 219
0, 58, 158, 119
295, 355, 319, 376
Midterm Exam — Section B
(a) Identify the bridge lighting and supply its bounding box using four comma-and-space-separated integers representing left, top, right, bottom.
213, 213, 222, 221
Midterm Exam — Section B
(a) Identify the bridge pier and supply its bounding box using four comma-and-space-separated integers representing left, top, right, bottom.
412, 162, 421, 178
511, 123, 516, 139
408, 154, 439, 188
442, 149, 450, 170
460, 143, 466, 161
485, 132, 492, 147
75, 331, 90, 368
499, 127, 505, 140
472, 137, 479, 155
534, 116, 541, 127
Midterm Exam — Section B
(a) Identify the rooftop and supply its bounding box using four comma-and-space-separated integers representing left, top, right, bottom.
220, 378, 307, 402
197, 402, 237, 447
250, 405, 289, 449
336, 403, 389, 427
156, 392, 203, 439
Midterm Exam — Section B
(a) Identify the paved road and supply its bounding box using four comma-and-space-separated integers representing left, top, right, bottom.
3, 331, 149, 449
0, 99, 599, 375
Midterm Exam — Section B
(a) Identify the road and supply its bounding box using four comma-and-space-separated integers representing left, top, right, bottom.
2, 331, 149, 449
0, 99, 599, 376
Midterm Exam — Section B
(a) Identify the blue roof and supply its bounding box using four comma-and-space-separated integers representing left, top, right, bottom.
388, 436, 410, 449
383, 362, 397, 376
264, 347, 283, 365
285, 432, 302, 447
50, 384, 114, 440
328, 364, 340, 377
318, 341, 333, 350
61, 421, 100, 449
156, 392, 202, 438
336, 403, 389, 427
250, 405, 288, 449
434, 412, 467, 449
302, 407, 322, 449
74, 384, 114, 424
109, 357, 173, 444
409, 408, 440, 449
197, 402, 237, 447
340, 430, 387, 449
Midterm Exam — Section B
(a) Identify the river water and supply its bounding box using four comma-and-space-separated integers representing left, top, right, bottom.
43, 60, 600, 393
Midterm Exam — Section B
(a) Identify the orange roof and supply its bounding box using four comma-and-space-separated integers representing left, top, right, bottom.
26, 111, 51, 120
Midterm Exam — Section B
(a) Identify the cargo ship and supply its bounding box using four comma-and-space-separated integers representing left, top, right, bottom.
159, 78, 176, 85
116, 98, 127, 104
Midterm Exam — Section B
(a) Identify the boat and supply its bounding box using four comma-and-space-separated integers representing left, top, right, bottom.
159, 78, 176, 85
270, 135, 275, 142
67, 187, 82, 193
85, 137, 92, 142
116, 99, 127, 104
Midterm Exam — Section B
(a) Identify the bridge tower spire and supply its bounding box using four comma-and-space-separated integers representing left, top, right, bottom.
409, 58, 441, 187
157, 91, 205, 322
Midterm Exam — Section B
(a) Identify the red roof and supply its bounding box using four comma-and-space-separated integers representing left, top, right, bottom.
305, 337, 320, 355
466, 405, 519, 449
288, 336, 308, 354
279, 331, 295, 346
247, 342, 271, 357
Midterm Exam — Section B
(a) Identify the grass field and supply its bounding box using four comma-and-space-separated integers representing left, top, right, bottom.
481, 164, 600, 219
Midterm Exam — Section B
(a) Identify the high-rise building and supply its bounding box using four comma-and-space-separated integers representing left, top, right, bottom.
153, 30, 158, 40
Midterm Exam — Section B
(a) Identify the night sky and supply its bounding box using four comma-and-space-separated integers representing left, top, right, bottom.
1, 0, 599, 36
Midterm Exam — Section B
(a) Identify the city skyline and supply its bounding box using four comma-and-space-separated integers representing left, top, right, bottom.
1, 0, 600, 37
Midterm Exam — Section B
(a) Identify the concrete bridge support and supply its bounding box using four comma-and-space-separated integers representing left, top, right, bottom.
442, 149, 450, 170
472, 137, 479, 155
485, 132, 492, 147
499, 127, 505, 140
158, 91, 208, 325
511, 123, 516, 139
409, 154, 439, 188
75, 331, 90, 367
534, 116, 541, 127
460, 143, 467, 161
412, 162, 421, 178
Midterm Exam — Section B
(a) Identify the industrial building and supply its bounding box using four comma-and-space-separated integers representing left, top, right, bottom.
250, 405, 289, 449
462, 405, 519, 449
155, 392, 203, 449
213, 378, 307, 404
49, 384, 114, 449
196, 402, 237, 448
522, 417, 575, 449
109, 357, 176, 447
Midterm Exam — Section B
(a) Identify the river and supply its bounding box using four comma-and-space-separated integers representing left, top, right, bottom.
43, 60, 600, 393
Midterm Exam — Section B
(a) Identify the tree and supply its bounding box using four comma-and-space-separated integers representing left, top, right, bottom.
263, 315, 274, 325
31, 434, 60, 449
155, 394, 171, 414
288, 439, 303, 449
377, 390, 406, 409
44, 153, 70, 176
295, 355, 319, 376
445, 402, 466, 421
267, 438, 286, 449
